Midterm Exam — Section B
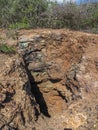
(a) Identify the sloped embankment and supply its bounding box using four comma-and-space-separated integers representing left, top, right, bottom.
0, 29, 98, 130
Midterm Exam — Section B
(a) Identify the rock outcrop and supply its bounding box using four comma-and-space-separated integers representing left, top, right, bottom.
0, 29, 98, 130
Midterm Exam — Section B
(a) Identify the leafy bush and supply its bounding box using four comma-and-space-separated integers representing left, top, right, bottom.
9, 22, 30, 29
0, 44, 16, 54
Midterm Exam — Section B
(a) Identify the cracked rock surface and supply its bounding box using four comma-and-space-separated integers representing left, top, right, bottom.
0, 29, 98, 130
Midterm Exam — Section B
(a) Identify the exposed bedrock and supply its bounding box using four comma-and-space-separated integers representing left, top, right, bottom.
0, 29, 98, 130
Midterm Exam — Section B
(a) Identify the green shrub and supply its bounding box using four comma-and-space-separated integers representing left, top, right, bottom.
9, 22, 30, 29
0, 44, 16, 54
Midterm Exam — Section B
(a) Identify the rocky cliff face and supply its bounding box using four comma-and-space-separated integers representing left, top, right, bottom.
0, 29, 98, 130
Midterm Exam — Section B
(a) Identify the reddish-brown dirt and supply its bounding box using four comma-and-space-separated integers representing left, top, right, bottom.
0, 29, 98, 130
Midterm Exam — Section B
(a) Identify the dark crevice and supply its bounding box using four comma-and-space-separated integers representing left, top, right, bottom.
1, 125, 19, 130
33, 106, 40, 121
66, 70, 81, 99
22, 56, 51, 118
22, 71, 40, 120
64, 128, 72, 130
33, 80, 46, 85
49, 78, 62, 83
7, 126, 19, 130
0, 103, 4, 108
20, 111, 25, 125
54, 89, 68, 103
3, 91, 15, 103
29, 72, 51, 117
66, 82, 74, 95
66, 82, 82, 100
66, 83, 76, 98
